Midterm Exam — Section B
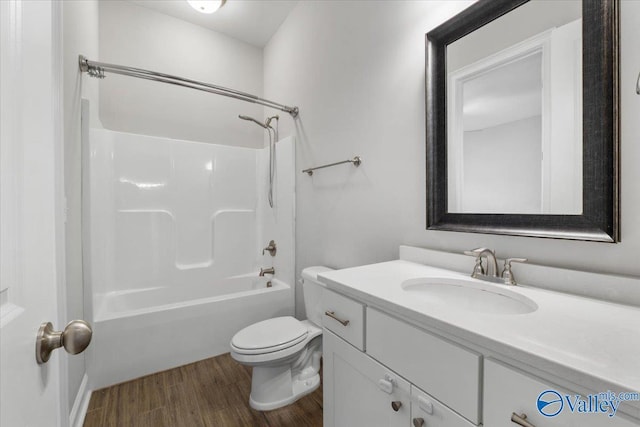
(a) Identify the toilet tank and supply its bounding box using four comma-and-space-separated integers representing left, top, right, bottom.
301, 266, 334, 326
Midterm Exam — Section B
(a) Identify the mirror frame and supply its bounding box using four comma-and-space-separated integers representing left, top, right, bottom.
426, 0, 619, 242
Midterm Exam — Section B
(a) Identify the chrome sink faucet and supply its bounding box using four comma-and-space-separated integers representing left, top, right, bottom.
465, 247, 498, 278
464, 248, 527, 285
259, 267, 275, 277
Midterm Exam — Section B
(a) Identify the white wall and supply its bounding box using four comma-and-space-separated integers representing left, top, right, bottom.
98, 1, 264, 148
62, 0, 101, 413
264, 0, 640, 316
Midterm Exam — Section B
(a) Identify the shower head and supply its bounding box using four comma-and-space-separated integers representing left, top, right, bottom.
238, 114, 279, 129
238, 115, 268, 129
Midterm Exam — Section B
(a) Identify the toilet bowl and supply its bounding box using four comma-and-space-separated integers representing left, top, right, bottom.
230, 266, 333, 411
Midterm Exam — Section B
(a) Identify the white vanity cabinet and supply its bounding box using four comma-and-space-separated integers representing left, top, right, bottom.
321, 291, 640, 427
322, 291, 481, 427
323, 329, 411, 427
484, 359, 640, 427
318, 255, 640, 427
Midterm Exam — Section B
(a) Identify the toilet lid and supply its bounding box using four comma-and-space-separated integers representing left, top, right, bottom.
231, 316, 308, 353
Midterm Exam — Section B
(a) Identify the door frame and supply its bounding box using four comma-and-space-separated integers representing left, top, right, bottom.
53, 0, 71, 425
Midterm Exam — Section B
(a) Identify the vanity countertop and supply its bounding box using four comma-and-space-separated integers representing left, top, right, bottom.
318, 260, 640, 412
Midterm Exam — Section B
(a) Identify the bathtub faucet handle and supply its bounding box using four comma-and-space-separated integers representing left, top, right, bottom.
262, 240, 277, 257
259, 267, 275, 277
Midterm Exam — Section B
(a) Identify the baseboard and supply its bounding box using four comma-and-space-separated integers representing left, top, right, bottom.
69, 374, 92, 427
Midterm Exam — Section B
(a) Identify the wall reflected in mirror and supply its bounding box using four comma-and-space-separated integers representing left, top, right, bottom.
446, 1, 582, 214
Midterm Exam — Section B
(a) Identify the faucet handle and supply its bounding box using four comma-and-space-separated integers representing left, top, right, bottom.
501, 258, 527, 285
471, 257, 484, 278
262, 240, 277, 257
463, 249, 485, 278
463, 247, 489, 256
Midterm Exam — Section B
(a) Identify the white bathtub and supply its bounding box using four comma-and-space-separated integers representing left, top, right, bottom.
87, 275, 292, 389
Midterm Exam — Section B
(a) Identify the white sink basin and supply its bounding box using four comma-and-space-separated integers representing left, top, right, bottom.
401, 277, 538, 315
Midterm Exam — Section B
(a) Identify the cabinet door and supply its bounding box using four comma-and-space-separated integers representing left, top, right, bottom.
366, 308, 481, 424
323, 330, 411, 427
485, 359, 640, 427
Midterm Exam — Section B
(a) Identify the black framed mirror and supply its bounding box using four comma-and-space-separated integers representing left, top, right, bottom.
426, 0, 619, 242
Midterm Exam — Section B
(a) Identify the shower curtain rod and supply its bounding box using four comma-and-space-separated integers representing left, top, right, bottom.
78, 55, 299, 117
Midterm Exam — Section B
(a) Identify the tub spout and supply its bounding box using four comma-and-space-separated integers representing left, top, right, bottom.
259, 267, 275, 277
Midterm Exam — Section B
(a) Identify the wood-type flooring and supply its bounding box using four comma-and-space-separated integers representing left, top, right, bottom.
83, 353, 323, 427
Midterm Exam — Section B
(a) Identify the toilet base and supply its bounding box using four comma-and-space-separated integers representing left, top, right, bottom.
231, 323, 323, 411
249, 368, 320, 411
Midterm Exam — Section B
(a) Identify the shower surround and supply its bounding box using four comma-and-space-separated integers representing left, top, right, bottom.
84, 128, 295, 389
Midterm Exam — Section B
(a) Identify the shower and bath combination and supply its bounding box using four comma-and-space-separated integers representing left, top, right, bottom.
239, 114, 279, 208
77, 56, 298, 391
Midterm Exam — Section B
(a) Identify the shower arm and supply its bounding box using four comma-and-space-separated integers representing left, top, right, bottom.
265, 115, 279, 128
239, 115, 268, 129
239, 114, 279, 130
79, 55, 299, 117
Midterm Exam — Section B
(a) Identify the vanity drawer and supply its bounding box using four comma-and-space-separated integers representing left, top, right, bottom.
484, 359, 640, 427
366, 308, 481, 424
322, 289, 365, 350
411, 385, 475, 427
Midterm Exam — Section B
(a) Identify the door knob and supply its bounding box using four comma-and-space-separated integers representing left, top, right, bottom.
36, 320, 92, 364
391, 401, 403, 411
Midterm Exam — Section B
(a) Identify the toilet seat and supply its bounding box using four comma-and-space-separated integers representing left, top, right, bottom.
230, 320, 322, 366
231, 316, 308, 355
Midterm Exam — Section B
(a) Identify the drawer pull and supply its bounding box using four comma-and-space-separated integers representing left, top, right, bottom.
391, 401, 402, 411
412, 418, 425, 427
325, 310, 350, 326
511, 412, 536, 427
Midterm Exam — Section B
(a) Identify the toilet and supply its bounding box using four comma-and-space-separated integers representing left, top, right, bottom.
230, 266, 333, 411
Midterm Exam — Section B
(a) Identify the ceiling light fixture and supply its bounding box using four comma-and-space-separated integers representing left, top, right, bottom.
187, 0, 226, 15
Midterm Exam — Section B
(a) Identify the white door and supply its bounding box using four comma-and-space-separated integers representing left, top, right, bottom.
1, 1, 67, 426
323, 330, 411, 427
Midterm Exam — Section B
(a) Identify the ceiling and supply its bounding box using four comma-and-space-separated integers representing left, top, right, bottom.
128, 0, 298, 47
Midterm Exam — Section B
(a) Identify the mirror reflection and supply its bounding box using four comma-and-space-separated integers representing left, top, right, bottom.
446, 1, 582, 214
